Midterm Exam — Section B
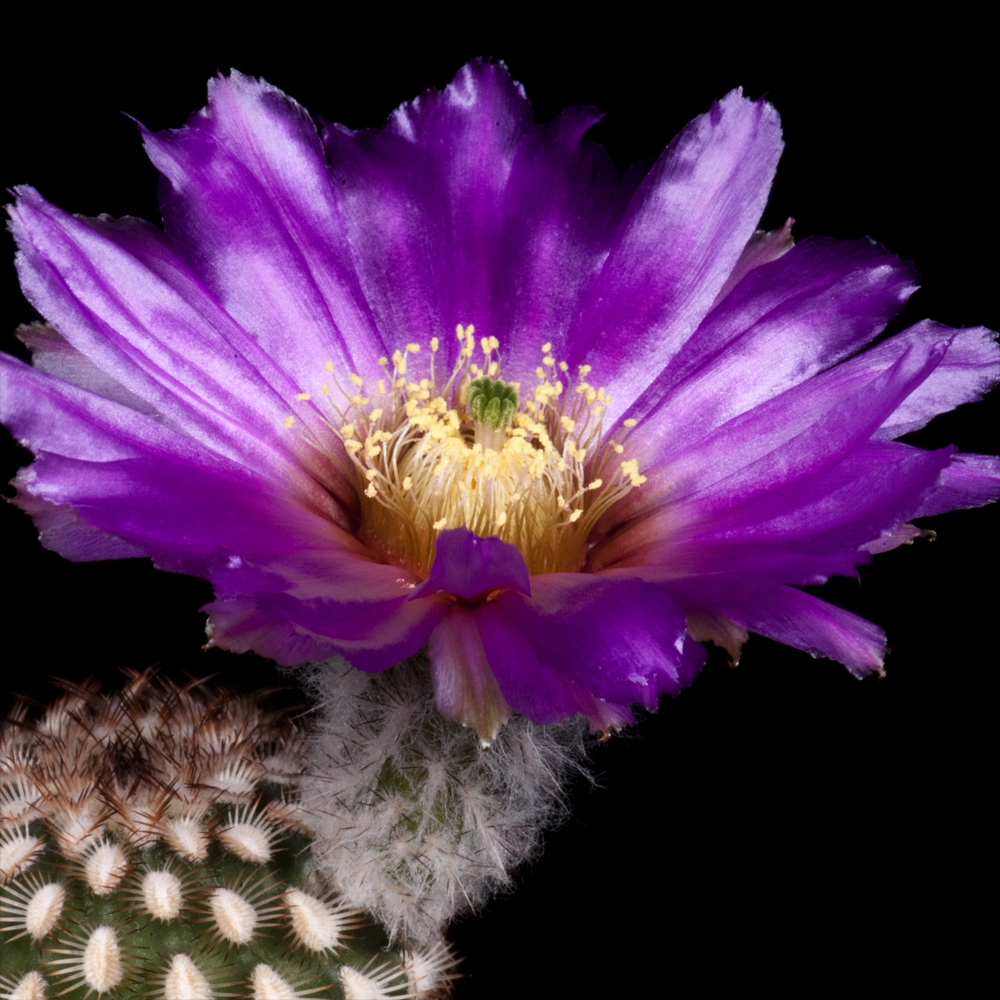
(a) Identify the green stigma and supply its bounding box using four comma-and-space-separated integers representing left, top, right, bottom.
468, 376, 518, 431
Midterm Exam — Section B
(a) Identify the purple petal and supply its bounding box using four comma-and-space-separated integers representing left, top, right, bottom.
9, 191, 350, 509
625, 236, 918, 462
144, 71, 387, 388
473, 599, 636, 728
684, 608, 749, 664
17, 323, 156, 414
322, 93, 633, 385
873, 321, 1000, 439
427, 607, 513, 743
409, 528, 530, 601
708, 217, 795, 309
317, 61, 537, 378
567, 89, 783, 418
13, 488, 146, 562
250, 570, 446, 671
860, 523, 926, 555
712, 583, 887, 679
493, 106, 635, 379
483, 573, 704, 715
913, 453, 1000, 517
384, 60, 533, 349
203, 596, 339, 665
0, 357, 354, 576
595, 442, 953, 587
320, 123, 449, 364
630, 328, 947, 536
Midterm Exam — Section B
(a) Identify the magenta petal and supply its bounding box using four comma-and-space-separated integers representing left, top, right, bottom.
913, 453, 1000, 517
482, 573, 704, 715
473, 599, 636, 728
627, 236, 919, 452
873, 321, 1000, 439
708, 217, 795, 309
144, 71, 388, 387
14, 488, 146, 562
386, 60, 533, 346
410, 528, 531, 601
493, 106, 634, 379
427, 607, 513, 743
568, 89, 783, 418
715, 584, 887, 679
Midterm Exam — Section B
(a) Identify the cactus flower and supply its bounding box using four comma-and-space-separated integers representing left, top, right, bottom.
1, 61, 997, 745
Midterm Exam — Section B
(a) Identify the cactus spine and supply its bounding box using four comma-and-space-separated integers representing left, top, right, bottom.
0, 672, 457, 999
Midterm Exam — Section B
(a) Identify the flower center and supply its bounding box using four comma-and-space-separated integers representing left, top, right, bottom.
287, 325, 645, 578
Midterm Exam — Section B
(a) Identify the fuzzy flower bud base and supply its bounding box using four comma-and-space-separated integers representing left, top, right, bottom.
291, 655, 591, 944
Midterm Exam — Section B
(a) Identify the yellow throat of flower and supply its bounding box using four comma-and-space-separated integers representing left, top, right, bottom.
287, 325, 646, 578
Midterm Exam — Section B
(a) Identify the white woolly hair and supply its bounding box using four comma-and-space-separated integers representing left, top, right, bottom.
288, 654, 591, 945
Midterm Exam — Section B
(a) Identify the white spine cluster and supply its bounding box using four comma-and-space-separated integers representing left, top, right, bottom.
292, 655, 590, 944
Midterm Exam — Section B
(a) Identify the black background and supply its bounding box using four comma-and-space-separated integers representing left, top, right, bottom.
2, 18, 996, 996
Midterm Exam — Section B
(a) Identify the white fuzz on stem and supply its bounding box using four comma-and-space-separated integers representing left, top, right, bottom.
0, 771, 40, 825
1, 970, 48, 1000
218, 802, 280, 863
47, 924, 125, 995
339, 959, 409, 1000
291, 655, 590, 944
208, 887, 258, 945
25, 881, 66, 941
161, 953, 212, 1000
405, 942, 461, 995
82, 925, 124, 993
202, 759, 262, 803
283, 888, 351, 954
159, 814, 210, 860
81, 840, 129, 895
0, 825, 45, 883
140, 869, 184, 921
0, 872, 66, 941
250, 963, 297, 1000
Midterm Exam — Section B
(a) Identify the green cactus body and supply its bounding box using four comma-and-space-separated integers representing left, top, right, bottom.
0, 673, 457, 999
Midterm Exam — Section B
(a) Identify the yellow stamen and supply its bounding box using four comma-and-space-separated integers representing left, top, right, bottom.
285, 333, 646, 577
